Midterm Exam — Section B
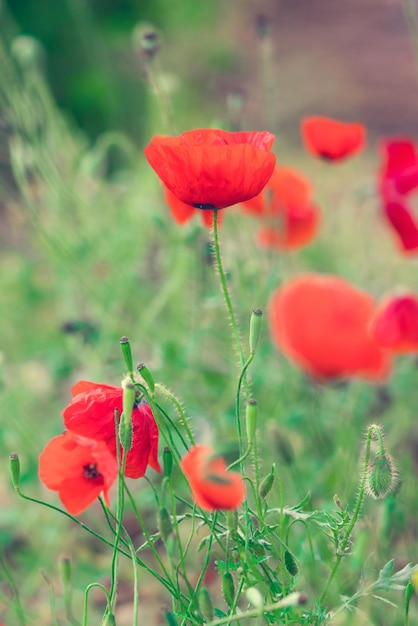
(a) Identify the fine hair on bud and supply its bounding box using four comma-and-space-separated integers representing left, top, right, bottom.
366, 452, 399, 499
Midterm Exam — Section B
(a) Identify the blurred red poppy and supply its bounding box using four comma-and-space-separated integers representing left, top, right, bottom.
301, 116, 365, 161
144, 128, 276, 209
241, 166, 320, 250
63, 381, 161, 479
39, 431, 118, 514
371, 293, 418, 352
268, 274, 390, 381
163, 185, 223, 228
180, 445, 245, 511
382, 198, 418, 252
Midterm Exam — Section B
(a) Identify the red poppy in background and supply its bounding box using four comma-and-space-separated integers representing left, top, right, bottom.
378, 139, 418, 254
163, 185, 223, 228
39, 431, 118, 514
268, 274, 389, 381
180, 445, 245, 511
63, 381, 161, 479
144, 128, 276, 209
241, 166, 320, 250
301, 116, 365, 161
371, 293, 418, 352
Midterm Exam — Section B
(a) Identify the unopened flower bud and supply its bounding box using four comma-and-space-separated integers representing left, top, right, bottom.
246, 398, 258, 444
163, 447, 173, 478
259, 465, 275, 499
137, 362, 155, 394
222, 571, 235, 607
246, 586, 263, 608
249, 309, 263, 354
120, 336, 133, 374
198, 587, 213, 622
102, 613, 117, 625
366, 453, 398, 499
284, 549, 299, 577
164, 612, 179, 626
9, 453, 20, 490
158, 507, 173, 543
60, 555, 72, 587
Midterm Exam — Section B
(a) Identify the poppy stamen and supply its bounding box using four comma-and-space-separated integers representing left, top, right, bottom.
83, 463, 101, 480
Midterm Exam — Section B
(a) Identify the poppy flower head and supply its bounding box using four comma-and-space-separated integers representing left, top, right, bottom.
39, 431, 118, 514
241, 166, 320, 250
63, 381, 161, 479
144, 128, 276, 209
378, 139, 418, 196
268, 273, 390, 381
382, 198, 418, 253
371, 293, 418, 352
180, 445, 246, 511
301, 116, 365, 162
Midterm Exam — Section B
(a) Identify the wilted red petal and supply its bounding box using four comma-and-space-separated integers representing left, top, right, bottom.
39, 431, 118, 514
383, 199, 418, 252
63, 381, 161, 478
268, 274, 389, 381
144, 128, 276, 209
180, 445, 245, 511
301, 116, 365, 162
371, 294, 418, 352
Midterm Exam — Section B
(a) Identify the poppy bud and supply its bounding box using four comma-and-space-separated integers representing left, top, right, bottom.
163, 447, 173, 478
222, 571, 235, 607
164, 613, 179, 626
284, 549, 299, 577
249, 309, 263, 354
137, 362, 155, 394
259, 465, 275, 500
158, 506, 173, 543
9, 453, 20, 490
246, 586, 263, 608
366, 453, 398, 499
120, 336, 134, 374
245, 399, 258, 445
102, 614, 117, 626
60, 555, 72, 587
198, 587, 214, 622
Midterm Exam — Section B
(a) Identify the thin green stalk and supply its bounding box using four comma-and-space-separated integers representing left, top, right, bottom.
205, 592, 303, 626
319, 425, 380, 604
82, 583, 110, 626
155, 383, 195, 445
0, 549, 26, 626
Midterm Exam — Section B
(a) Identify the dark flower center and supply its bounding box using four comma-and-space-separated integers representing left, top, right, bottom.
193, 203, 219, 210
83, 463, 101, 480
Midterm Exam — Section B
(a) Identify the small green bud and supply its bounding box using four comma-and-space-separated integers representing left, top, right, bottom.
259, 465, 275, 499
245, 398, 258, 444
137, 362, 155, 394
60, 555, 72, 587
163, 447, 173, 478
9, 453, 20, 490
118, 412, 132, 451
366, 453, 398, 499
164, 613, 179, 626
249, 308, 263, 354
120, 336, 134, 374
284, 549, 299, 577
102, 613, 117, 626
158, 506, 173, 543
198, 587, 214, 622
246, 586, 263, 608
222, 571, 235, 607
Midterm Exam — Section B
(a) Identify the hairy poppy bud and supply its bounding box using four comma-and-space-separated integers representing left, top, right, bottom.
137, 362, 155, 394
158, 506, 173, 543
198, 587, 214, 622
366, 453, 398, 499
284, 549, 299, 577
120, 336, 133, 374
249, 309, 263, 354
9, 453, 20, 490
222, 571, 235, 607
246, 399, 258, 445
259, 465, 275, 500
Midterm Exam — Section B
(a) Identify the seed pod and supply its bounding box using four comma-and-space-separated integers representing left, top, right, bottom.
137, 362, 155, 394
249, 309, 263, 354
9, 453, 20, 490
120, 336, 134, 373
284, 549, 299, 577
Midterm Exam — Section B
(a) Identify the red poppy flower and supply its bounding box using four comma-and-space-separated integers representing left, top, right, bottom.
371, 293, 418, 352
144, 128, 276, 209
163, 185, 223, 228
180, 445, 245, 511
301, 116, 365, 161
241, 166, 320, 250
63, 381, 161, 479
39, 431, 118, 514
268, 274, 390, 381
378, 139, 418, 253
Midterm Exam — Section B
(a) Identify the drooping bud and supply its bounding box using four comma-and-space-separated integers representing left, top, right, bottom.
259, 465, 275, 500
137, 362, 155, 394
163, 447, 173, 478
284, 549, 299, 577
245, 398, 258, 445
198, 587, 214, 622
222, 571, 235, 608
158, 506, 173, 543
9, 453, 20, 490
249, 308, 263, 354
120, 336, 134, 374
366, 452, 398, 499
